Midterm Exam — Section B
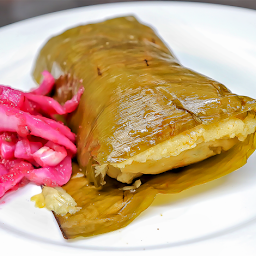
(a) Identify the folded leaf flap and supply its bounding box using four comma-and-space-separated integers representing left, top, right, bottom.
55, 133, 255, 239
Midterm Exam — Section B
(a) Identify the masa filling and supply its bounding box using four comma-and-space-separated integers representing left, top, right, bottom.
95, 114, 256, 183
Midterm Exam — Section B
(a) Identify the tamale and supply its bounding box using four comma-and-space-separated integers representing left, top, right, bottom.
34, 16, 256, 184
33, 16, 256, 238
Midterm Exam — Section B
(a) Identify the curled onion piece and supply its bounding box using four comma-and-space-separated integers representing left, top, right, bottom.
14, 139, 42, 161
0, 161, 33, 198
25, 86, 84, 117
26, 156, 72, 187
36, 116, 75, 142
30, 71, 55, 96
62, 86, 84, 113
33, 142, 67, 167
25, 94, 66, 116
0, 104, 76, 153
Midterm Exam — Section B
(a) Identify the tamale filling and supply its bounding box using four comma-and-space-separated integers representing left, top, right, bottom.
97, 114, 256, 183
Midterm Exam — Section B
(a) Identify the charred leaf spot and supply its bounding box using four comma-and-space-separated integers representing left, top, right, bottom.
144, 59, 149, 66
52, 211, 69, 239
97, 67, 102, 76
240, 98, 247, 106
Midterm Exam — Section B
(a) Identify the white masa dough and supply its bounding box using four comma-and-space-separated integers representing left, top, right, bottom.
96, 114, 256, 183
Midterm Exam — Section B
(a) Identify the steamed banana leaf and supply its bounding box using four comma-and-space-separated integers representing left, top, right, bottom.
56, 132, 255, 239
33, 16, 256, 238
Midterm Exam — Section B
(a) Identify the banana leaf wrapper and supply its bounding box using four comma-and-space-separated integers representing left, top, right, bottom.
33, 16, 256, 238
56, 133, 256, 239
33, 16, 256, 178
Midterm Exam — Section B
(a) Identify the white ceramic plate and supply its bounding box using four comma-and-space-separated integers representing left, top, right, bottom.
1, 2, 256, 255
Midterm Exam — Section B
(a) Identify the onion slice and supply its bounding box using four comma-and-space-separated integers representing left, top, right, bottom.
0, 104, 76, 153
32, 142, 67, 167
0, 161, 33, 197
30, 71, 55, 96
25, 86, 84, 117
26, 156, 72, 187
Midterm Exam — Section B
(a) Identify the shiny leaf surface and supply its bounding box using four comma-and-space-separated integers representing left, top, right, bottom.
33, 17, 256, 174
